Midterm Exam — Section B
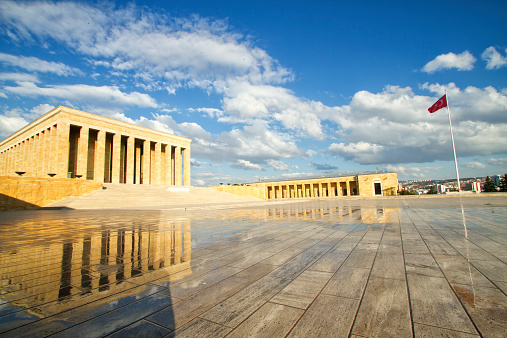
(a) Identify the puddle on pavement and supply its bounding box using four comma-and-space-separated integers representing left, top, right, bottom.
0, 199, 398, 333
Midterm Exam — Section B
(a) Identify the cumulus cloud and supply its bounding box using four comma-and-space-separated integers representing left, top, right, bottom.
231, 159, 263, 171
422, 51, 476, 73
487, 158, 507, 166
0, 52, 81, 76
4, 82, 158, 108
0, 1, 292, 92
464, 161, 486, 169
0, 72, 39, 83
482, 46, 507, 70
266, 159, 296, 171
310, 163, 338, 171
325, 84, 507, 165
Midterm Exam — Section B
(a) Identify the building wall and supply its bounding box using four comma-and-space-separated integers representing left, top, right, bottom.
0, 176, 103, 210
0, 106, 191, 186
211, 172, 398, 200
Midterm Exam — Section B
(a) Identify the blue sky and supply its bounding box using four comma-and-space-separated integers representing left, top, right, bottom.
0, 0, 506, 186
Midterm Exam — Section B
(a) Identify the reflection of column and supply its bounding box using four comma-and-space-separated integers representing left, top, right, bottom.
183, 147, 191, 186
175, 222, 182, 264
126, 137, 135, 184
183, 219, 191, 262
56, 122, 70, 178
77, 126, 89, 178
58, 243, 73, 299
81, 237, 92, 289
111, 133, 121, 183
175, 146, 182, 186
143, 140, 151, 184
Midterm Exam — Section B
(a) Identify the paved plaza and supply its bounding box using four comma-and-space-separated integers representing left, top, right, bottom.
0, 194, 506, 337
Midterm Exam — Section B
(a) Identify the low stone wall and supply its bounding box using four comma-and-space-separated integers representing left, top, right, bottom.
211, 185, 264, 199
0, 176, 102, 210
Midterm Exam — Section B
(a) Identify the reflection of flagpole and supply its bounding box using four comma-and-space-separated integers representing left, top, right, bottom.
446, 90, 461, 192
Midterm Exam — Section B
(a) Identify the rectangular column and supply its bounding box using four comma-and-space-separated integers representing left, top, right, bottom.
346, 181, 351, 196
126, 136, 135, 184
76, 126, 89, 178
111, 133, 121, 183
56, 122, 70, 178
143, 140, 151, 184
48, 125, 57, 175
153, 142, 161, 185
174, 146, 182, 186
135, 141, 142, 184
94, 130, 106, 182
183, 147, 191, 186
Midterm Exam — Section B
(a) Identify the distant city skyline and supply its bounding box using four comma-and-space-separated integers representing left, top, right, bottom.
0, 1, 506, 186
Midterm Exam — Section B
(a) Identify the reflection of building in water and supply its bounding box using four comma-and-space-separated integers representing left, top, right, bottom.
0, 218, 191, 317
208, 202, 396, 225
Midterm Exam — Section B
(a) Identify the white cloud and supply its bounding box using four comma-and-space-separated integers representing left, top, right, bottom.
0, 1, 292, 92
0, 52, 81, 76
0, 72, 39, 83
482, 46, 507, 70
0, 114, 28, 138
230, 159, 263, 171
487, 158, 507, 166
422, 51, 476, 73
4, 82, 158, 108
464, 161, 486, 169
266, 159, 296, 171
325, 84, 507, 165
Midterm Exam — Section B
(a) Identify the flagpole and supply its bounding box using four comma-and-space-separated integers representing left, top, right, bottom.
446, 90, 461, 191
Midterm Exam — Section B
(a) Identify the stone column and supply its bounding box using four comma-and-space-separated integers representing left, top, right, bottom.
174, 146, 182, 186
111, 133, 121, 183
76, 126, 89, 178
346, 181, 350, 196
143, 140, 151, 184
153, 142, 161, 185
94, 130, 106, 183
135, 141, 142, 184
56, 122, 70, 178
318, 182, 323, 198
183, 147, 191, 186
126, 136, 135, 184
48, 125, 57, 175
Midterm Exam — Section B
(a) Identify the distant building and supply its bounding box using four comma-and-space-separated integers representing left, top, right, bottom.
436, 184, 446, 194
492, 175, 501, 187
213, 171, 398, 200
472, 181, 481, 193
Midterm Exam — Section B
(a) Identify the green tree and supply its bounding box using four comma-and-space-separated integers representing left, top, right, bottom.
483, 176, 497, 192
427, 186, 437, 194
500, 174, 507, 192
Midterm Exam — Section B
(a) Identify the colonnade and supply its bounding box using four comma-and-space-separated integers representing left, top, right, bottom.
265, 179, 358, 200
0, 106, 192, 186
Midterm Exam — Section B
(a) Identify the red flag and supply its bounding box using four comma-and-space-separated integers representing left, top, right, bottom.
428, 94, 447, 113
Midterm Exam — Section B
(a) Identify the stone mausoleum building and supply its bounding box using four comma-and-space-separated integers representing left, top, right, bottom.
214, 171, 399, 199
0, 105, 191, 186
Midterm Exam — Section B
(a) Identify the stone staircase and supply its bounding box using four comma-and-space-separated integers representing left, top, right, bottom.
46, 184, 263, 210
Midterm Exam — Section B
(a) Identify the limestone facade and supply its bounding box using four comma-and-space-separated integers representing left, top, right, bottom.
214, 171, 398, 199
0, 106, 191, 185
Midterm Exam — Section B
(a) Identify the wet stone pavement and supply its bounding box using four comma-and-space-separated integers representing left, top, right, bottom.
0, 195, 506, 337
